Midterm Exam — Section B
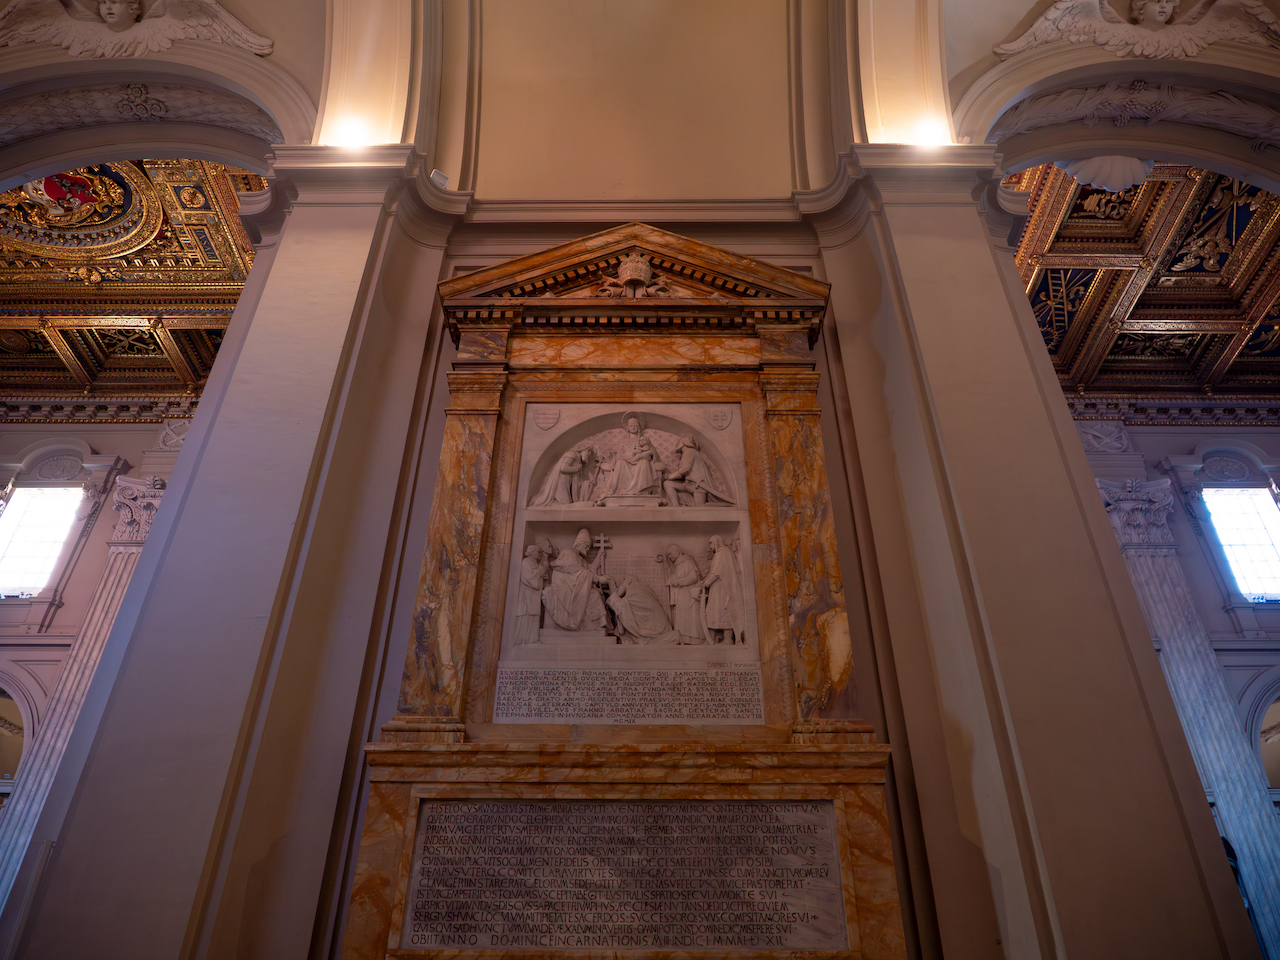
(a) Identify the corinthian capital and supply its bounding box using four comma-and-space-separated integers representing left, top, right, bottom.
1097, 478, 1176, 547
111, 475, 166, 543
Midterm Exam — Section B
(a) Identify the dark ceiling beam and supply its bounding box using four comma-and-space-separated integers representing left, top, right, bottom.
36, 319, 92, 390
1199, 202, 1280, 387
150, 317, 198, 389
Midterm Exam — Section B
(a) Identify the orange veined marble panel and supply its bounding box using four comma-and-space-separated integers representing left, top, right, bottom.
766, 403, 851, 717
399, 406, 502, 718
341, 782, 411, 960
340, 758, 904, 960
508, 335, 761, 368
842, 786, 909, 960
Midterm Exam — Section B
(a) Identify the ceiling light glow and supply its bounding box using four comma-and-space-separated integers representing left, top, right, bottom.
324, 116, 378, 148
909, 118, 953, 147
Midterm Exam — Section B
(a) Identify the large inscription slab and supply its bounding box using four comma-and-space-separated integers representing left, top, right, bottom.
493, 666, 764, 723
401, 799, 848, 952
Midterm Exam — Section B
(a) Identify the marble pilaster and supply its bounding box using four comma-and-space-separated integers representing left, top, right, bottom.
761, 364, 853, 722
1098, 477, 1280, 954
394, 368, 508, 734
0, 475, 165, 908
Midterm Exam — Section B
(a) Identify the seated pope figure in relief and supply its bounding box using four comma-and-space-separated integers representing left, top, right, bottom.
593, 413, 663, 502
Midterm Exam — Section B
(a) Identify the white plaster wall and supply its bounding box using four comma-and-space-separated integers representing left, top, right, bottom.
472, 0, 794, 198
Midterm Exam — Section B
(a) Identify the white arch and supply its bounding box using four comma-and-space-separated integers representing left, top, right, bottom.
1244, 667, 1280, 776
0, 668, 39, 750
995, 122, 1280, 196
0, 43, 316, 145
953, 42, 1280, 146
951, 41, 1280, 191
0, 123, 274, 192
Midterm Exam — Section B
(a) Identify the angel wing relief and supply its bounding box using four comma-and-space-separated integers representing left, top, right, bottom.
995, 0, 1280, 60
0, 0, 272, 59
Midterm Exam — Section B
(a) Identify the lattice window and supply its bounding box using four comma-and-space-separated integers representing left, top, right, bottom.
1201, 487, 1280, 601
0, 487, 83, 597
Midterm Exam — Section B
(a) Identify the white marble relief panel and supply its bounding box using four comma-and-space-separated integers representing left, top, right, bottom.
495, 403, 763, 725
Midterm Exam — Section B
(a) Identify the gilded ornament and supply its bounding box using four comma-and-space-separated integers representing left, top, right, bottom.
0, 162, 161, 262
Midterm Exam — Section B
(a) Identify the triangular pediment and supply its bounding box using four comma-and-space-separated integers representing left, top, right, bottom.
439, 223, 830, 343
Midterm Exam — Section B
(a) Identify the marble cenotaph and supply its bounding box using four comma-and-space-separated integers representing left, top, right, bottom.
341, 224, 906, 960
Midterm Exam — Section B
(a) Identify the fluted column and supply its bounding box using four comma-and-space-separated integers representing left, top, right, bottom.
0, 475, 165, 906
1099, 477, 1280, 953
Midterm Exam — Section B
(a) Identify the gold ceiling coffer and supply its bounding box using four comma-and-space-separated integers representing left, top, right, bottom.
345, 223, 905, 960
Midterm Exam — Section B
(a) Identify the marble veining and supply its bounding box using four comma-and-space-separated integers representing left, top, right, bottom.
764, 375, 852, 718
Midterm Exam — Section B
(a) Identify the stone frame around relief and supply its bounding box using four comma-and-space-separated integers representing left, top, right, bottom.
492, 402, 766, 726
383, 782, 872, 960
460, 381, 798, 734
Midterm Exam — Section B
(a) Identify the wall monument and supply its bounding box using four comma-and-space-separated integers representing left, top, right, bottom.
341, 223, 905, 960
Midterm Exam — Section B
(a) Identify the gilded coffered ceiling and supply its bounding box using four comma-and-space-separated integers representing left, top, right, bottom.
1012, 162, 1280, 402
0, 158, 265, 422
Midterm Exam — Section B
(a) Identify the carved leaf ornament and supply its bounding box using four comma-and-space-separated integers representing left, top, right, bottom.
995, 0, 1280, 60
989, 80, 1280, 152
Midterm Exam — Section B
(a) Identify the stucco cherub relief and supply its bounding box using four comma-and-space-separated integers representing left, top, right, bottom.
0, 0, 273, 59
995, 0, 1280, 60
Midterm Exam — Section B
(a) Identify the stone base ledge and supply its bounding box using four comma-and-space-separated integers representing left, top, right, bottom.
362, 740, 891, 785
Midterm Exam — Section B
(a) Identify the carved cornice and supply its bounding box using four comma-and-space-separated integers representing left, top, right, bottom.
110, 474, 165, 543
1098, 477, 1177, 546
439, 222, 831, 348
0, 398, 196, 424
444, 370, 507, 415
266, 144, 414, 205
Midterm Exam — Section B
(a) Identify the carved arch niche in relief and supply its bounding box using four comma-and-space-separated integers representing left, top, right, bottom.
522, 406, 740, 509
492, 402, 765, 727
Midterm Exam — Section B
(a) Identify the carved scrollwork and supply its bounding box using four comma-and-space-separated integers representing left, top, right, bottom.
32, 455, 83, 480
1097, 477, 1177, 545
1077, 421, 1133, 453
595, 254, 674, 299
110, 474, 165, 542
1201, 454, 1253, 481
989, 80, 1280, 151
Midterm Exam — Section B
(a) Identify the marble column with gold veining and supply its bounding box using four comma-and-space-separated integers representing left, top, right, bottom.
393, 361, 508, 738
760, 326, 853, 721
1099, 477, 1280, 954
0, 475, 166, 907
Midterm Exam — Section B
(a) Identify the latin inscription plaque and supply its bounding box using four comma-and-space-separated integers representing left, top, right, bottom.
401, 799, 848, 952
493, 667, 764, 724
